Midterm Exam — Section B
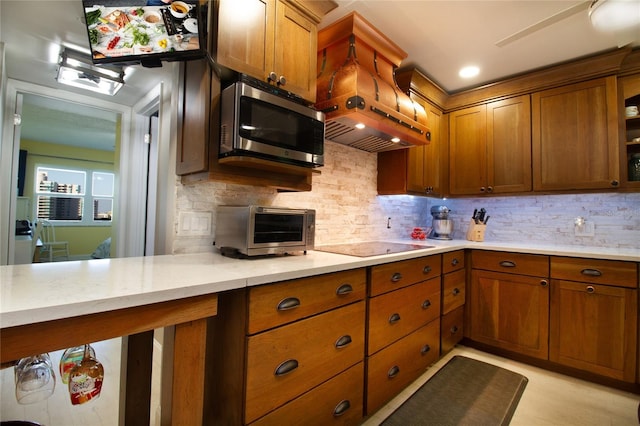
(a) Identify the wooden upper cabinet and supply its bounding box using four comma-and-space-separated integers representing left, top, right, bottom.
532, 76, 620, 191
449, 105, 488, 195
176, 59, 213, 175
215, 0, 324, 102
487, 95, 532, 193
407, 102, 448, 196
449, 95, 532, 195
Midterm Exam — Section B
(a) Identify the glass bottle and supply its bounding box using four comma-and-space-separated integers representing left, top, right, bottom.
68, 344, 104, 405
59, 345, 96, 384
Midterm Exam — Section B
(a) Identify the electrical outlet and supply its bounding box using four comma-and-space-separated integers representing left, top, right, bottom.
574, 217, 595, 237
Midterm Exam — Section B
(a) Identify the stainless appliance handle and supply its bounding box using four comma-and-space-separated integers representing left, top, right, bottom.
257, 207, 310, 215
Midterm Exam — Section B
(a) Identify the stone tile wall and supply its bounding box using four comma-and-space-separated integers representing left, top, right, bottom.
173, 141, 640, 254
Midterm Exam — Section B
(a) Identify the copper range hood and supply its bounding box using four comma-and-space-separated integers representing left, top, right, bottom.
316, 12, 430, 153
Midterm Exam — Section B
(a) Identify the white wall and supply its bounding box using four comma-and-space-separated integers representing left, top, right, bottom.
173, 142, 640, 253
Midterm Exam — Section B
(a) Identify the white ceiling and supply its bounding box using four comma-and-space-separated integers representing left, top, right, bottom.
2, 0, 639, 149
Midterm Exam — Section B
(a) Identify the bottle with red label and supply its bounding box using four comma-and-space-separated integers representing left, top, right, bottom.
59, 345, 96, 384
68, 344, 104, 405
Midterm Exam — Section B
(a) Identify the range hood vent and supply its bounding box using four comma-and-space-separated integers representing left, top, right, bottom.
316, 12, 430, 153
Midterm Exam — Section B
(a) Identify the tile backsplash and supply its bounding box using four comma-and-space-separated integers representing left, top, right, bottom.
173, 141, 640, 254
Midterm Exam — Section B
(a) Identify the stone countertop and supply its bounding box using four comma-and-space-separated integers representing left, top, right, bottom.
1, 240, 638, 328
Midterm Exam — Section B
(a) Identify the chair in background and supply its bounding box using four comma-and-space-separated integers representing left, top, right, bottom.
39, 220, 70, 262
30, 220, 44, 262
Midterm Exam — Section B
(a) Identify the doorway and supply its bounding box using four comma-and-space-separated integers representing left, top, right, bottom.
0, 79, 157, 264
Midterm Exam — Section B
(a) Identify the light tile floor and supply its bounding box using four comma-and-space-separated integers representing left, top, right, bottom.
3, 342, 638, 425
363, 345, 640, 426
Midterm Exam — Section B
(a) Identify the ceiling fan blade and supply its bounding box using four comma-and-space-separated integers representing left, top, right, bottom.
495, 1, 591, 47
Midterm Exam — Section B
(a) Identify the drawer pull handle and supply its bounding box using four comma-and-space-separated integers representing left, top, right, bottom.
499, 260, 516, 268
421, 344, 431, 355
423, 266, 432, 274
451, 258, 459, 266
581, 268, 602, 277
586, 285, 595, 294
333, 400, 351, 417
334, 335, 352, 349
274, 359, 298, 376
451, 325, 459, 334
452, 288, 460, 296
388, 365, 400, 378
277, 297, 300, 311
422, 299, 432, 309
389, 313, 401, 324
391, 272, 403, 282
336, 283, 353, 295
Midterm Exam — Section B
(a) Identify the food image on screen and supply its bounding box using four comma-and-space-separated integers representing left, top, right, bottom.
82, 0, 205, 66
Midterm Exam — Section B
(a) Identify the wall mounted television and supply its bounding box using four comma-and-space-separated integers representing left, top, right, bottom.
82, 0, 208, 68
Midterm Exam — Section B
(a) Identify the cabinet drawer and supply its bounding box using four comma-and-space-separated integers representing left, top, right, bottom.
370, 255, 442, 297
251, 362, 364, 426
443, 250, 465, 274
248, 268, 366, 334
245, 301, 365, 423
441, 305, 464, 354
442, 269, 466, 315
368, 277, 441, 355
366, 319, 440, 415
472, 250, 549, 277
550, 257, 638, 288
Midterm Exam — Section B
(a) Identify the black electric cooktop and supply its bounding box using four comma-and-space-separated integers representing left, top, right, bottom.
314, 241, 434, 257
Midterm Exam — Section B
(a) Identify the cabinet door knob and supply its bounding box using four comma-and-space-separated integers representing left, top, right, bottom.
451, 258, 459, 266
586, 285, 595, 294
487, 186, 494, 192
277, 75, 286, 86
480, 187, 486, 192
389, 313, 401, 324
387, 365, 400, 378
611, 180, 619, 187
421, 344, 431, 355
499, 260, 516, 268
540, 279, 548, 287
277, 297, 300, 311
336, 283, 353, 295
333, 400, 351, 417
274, 359, 298, 376
450, 325, 459, 334
423, 266, 432, 274
452, 288, 460, 296
391, 272, 403, 282
267, 71, 277, 82
422, 299, 432, 309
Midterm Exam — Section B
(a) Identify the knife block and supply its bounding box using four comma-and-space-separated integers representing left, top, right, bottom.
466, 219, 486, 242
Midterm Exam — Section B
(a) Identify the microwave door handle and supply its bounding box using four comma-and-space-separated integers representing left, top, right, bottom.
259, 208, 308, 215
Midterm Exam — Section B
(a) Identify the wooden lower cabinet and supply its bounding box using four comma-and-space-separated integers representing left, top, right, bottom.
469, 269, 549, 359
441, 305, 464, 354
366, 320, 440, 415
245, 301, 365, 423
367, 277, 441, 355
549, 256, 638, 382
250, 362, 364, 426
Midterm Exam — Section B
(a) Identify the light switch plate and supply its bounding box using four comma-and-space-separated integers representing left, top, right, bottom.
178, 212, 212, 236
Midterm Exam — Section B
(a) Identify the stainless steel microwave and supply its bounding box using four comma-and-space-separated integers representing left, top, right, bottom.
215, 205, 315, 257
219, 78, 325, 168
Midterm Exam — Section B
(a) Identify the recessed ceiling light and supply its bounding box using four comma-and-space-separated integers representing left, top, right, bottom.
355, 123, 366, 129
391, 137, 401, 143
459, 66, 480, 79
